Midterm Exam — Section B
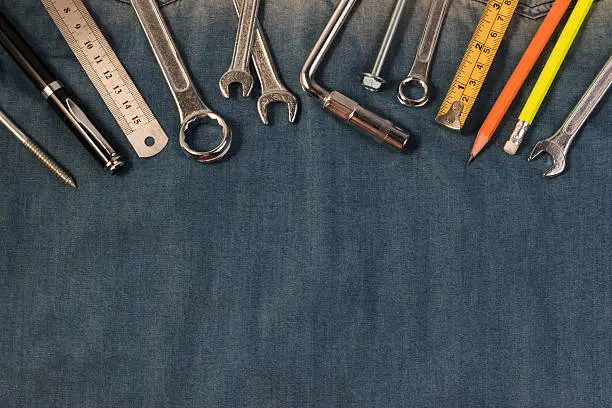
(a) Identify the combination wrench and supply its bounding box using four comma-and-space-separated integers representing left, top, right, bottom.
219, 0, 260, 98
132, 0, 231, 163
529, 55, 611, 178
231, 0, 298, 125
398, 0, 451, 107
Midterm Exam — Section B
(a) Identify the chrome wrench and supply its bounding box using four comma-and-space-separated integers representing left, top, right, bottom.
231, 0, 298, 125
219, 0, 260, 98
398, 0, 451, 107
132, 0, 231, 163
529, 55, 612, 178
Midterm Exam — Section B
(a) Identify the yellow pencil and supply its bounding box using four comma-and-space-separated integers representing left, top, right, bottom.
504, 0, 594, 155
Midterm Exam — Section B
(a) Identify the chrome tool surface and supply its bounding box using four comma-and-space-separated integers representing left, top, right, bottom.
529, 56, 611, 178
219, 0, 260, 98
301, 0, 411, 152
362, 0, 408, 92
231, 0, 298, 124
398, 0, 451, 107
132, 0, 231, 163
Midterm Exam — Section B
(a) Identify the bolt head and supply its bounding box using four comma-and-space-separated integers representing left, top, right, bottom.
362, 73, 385, 92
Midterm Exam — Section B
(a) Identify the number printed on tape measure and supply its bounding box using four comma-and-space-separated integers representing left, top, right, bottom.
436, 0, 519, 130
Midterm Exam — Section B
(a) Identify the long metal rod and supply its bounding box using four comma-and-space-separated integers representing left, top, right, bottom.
371, 0, 407, 75
301, 0, 357, 100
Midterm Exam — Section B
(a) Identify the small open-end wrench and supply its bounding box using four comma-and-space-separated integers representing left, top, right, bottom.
529, 55, 611, 178
132, 0, 231, 163
397, 0, 451, 107
231, 0, 298, 124
219, 0, 260, 98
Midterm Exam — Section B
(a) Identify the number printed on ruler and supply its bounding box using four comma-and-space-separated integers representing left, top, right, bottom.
42, 0, 168, 157
435, 0, 519, 131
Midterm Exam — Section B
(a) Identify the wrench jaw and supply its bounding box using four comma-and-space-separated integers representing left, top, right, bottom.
257, 91, 299, 125
218, 71, 254, 99
528, 140, 567, 178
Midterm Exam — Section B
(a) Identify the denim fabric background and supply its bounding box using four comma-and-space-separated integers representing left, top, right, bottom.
1, 0, 610, 406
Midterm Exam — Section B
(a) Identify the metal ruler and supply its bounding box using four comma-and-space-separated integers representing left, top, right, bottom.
41, 0, 168, 157
435, 0, 519, 131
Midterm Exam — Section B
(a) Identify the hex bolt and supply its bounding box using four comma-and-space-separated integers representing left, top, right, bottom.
362, 0, 408, 92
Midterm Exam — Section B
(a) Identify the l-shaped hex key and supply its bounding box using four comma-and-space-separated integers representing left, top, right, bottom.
300, 0, 412, 152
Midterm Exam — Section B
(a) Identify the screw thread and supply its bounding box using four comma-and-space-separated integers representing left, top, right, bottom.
21, 137, 77, 188
1, 109, 77, 188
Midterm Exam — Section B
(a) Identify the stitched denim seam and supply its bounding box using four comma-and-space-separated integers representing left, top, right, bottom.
472, 0, 603, 20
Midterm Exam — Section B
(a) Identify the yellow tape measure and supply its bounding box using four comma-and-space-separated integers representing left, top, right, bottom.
436, 0, 519, 131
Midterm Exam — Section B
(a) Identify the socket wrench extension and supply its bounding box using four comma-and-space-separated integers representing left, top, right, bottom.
300, 0, 411, 151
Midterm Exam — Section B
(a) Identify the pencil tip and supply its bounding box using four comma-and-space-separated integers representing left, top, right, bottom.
466, 155, 474, 166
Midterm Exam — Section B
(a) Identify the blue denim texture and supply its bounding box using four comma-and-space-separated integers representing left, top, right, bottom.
1, 0, 610, 406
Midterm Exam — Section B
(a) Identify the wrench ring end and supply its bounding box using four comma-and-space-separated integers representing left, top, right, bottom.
398, 77, 429, 108
179, 111, 232, 163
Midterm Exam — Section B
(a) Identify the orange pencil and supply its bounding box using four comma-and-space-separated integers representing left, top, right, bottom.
468, 0, 572, 164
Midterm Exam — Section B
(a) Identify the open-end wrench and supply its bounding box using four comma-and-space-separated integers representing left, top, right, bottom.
398, 0, 451, 107
132, 0, 231, 163
231, 0, 298, 125
529, 56, 611, 178
219, 0, 260, 98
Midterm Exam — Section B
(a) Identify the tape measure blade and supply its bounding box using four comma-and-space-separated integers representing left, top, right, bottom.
41, 0, 168, 158
436, 0, 520, 131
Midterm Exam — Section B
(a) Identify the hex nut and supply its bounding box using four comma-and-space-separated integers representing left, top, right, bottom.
362, 73, 385, 92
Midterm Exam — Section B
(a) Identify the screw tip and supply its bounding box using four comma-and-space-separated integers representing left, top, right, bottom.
66, 178, 77, 189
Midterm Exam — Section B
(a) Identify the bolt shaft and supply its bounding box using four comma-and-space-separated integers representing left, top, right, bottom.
370, 0, 408, 77
0, 108, 77, 188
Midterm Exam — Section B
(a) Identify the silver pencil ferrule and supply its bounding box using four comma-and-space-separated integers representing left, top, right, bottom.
504, 120, 530, 155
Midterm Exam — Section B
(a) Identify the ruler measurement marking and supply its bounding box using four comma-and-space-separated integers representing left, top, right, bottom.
461, 5, 501, 101
43, 0, 156, 134
74, 0, 155, 125
44, 1, 132, 132
436, 0, 518, 129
